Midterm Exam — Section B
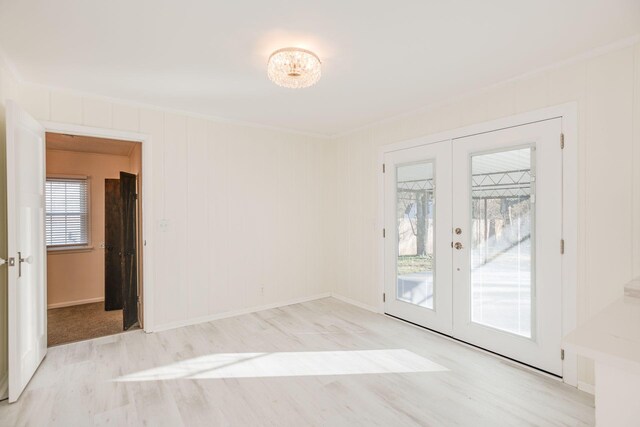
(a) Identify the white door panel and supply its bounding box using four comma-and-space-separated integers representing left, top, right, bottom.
384, 140, 453, 335
452, 119, 563, 376
6, 100, 47, 402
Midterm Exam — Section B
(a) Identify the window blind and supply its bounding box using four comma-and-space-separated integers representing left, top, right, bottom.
45, 178, 89, 247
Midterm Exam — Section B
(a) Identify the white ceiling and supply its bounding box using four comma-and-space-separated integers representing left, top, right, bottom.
46, 132, 138, 156
1, 1, 639, 136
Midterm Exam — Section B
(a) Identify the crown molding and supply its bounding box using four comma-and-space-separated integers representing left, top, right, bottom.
19, 80, 333, 140
2, 33, 638, 140
0, 43, 23, 83
331, 33, 640, 139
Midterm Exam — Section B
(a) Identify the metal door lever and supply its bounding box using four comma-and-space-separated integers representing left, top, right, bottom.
17, 252, 32, 277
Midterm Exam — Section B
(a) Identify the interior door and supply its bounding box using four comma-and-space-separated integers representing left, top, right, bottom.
384, 140, 453, 334
451, 119, 563, 375
5, 100, 47, 402
104, 179, 123, 311
120, 172, 138, 330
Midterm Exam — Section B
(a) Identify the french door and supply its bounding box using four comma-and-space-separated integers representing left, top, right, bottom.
384, 140, 453, 334
384, 119, 563, 376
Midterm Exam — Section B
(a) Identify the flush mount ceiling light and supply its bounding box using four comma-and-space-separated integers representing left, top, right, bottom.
267, 47, 321, 89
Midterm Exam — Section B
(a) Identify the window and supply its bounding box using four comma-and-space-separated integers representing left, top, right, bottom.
45, 177, 89, 248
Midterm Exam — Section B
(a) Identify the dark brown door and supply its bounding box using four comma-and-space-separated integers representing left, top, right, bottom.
104, 179, 123, 311
120, 172, 138, 330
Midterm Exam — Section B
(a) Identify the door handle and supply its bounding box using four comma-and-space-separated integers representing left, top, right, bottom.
17, 252, 32, 278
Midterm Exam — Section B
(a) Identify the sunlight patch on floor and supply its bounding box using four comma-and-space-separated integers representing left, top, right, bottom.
114, 349, 448, 382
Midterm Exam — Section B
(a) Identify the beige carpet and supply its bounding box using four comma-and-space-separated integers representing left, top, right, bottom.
48, 302, 123, 346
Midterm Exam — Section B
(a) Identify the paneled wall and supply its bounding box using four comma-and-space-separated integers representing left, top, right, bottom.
327, 41, 640, 386
2, 38, 639, 391
15, 83, 333, 330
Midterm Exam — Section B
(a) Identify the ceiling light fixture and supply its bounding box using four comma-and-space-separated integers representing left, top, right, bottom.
267, 47, 321, 89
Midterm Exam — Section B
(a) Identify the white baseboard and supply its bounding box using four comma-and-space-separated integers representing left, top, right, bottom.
48, 297, 104, 309
151, 292, 332, 333
577, 381, 595, 395
330, 293, 380, 313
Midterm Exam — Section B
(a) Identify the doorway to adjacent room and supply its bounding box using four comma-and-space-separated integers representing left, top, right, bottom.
45, 132, 143, 346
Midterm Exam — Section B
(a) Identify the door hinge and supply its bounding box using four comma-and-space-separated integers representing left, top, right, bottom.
561, 348, 565, 360
560, 133, 565, 149
382, 228, 386, 238
382, 163, 386, 173
560, 239, 565, 254
383, 293, 386, 303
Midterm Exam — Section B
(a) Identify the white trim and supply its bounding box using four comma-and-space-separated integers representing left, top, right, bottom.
47, 297, 104, 309
333, 34, 639, 139
508, 33, 639, 85
22, 81, 330, 140
0, 43, 23, 84
152, 293, 332, 333
9, 34, 637, 139
560, 105, 579, 388
377, 103, 579, 386
577, 381, 595, 395
40, 121, 155, 332
331, 293, 380, 313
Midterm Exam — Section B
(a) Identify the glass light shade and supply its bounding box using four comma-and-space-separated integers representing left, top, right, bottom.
267, 47, 321, 89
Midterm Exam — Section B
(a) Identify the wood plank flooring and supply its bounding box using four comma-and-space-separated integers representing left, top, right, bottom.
0, 298, 594, 426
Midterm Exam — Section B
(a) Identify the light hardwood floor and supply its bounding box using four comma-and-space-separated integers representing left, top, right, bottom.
0, 298, 594, 426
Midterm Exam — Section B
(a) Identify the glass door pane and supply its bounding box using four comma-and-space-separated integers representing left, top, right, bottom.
396, 161, 435, 309
384, 140, 452, 335
469, 147, 534, 337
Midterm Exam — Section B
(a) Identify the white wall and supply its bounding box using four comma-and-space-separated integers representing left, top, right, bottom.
2, 36, 639, 391
13, 83, 333, 330
327, 40, 640, 386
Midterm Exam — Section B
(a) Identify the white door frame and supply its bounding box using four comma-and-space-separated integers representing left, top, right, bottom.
377, 103, 578, 386
40, 121, 156, 333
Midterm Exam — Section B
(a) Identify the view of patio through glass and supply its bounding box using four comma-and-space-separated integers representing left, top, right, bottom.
396, 161, 435, 310
470, 147, 534, 338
